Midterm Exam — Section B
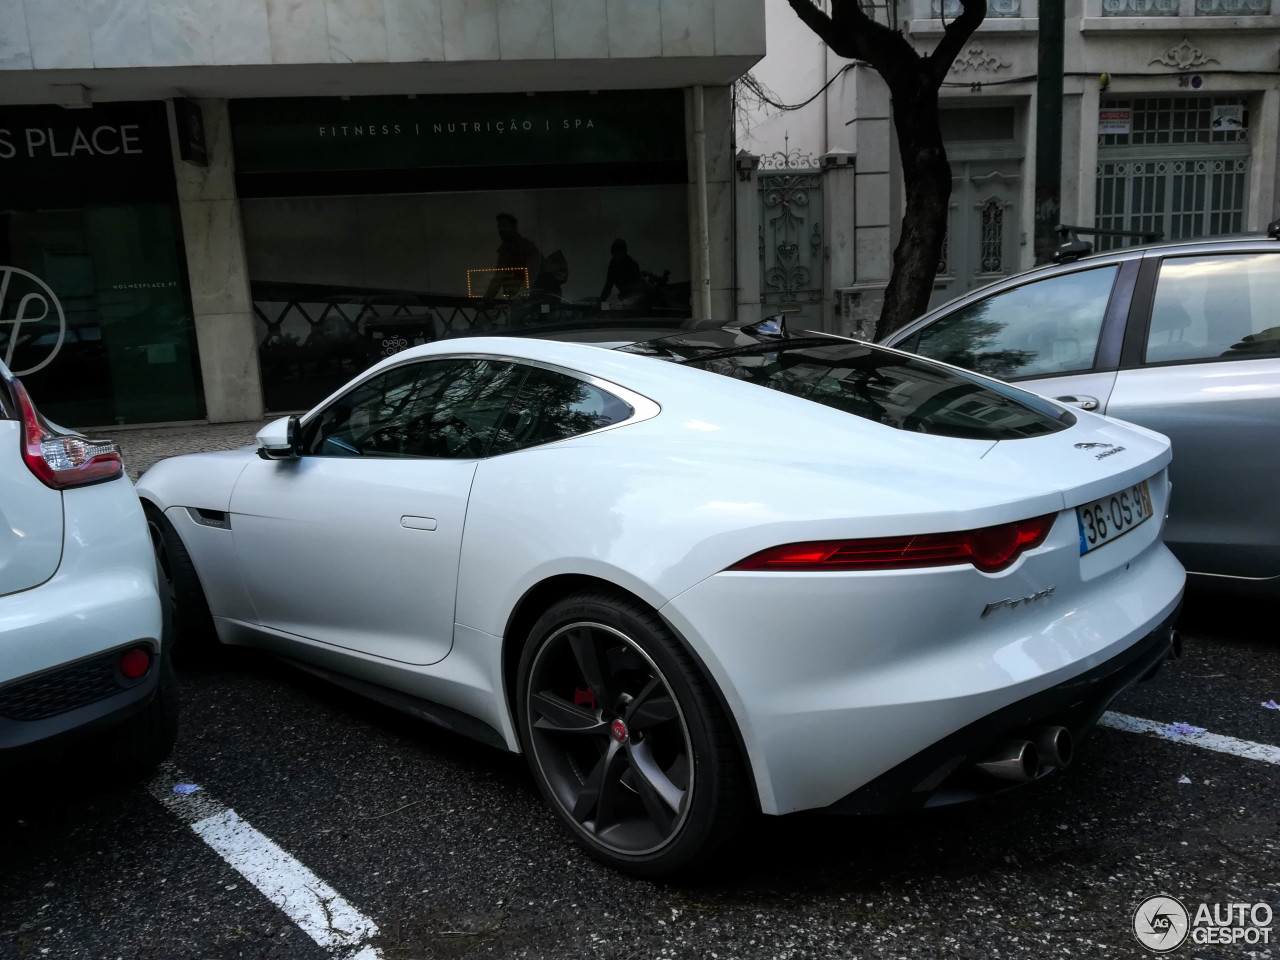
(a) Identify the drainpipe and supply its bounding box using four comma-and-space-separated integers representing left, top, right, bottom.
694, 84, 713, 321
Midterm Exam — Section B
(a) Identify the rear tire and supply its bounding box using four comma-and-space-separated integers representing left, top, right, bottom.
145, 503, 219, 663
516, 590, 749, 878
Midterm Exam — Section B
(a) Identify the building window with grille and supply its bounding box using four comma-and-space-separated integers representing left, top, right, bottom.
931, 0, 1022, 17
1094, 97, 1251, 250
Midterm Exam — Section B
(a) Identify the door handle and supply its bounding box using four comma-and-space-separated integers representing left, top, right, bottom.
400, 515, 438, 531
1055, 395, 1100, 412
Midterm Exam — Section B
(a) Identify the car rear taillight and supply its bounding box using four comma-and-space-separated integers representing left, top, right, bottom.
729, 513, 1057, 574
10, 377, 123, 488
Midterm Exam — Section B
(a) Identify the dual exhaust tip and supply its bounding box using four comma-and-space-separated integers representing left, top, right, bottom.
975, 725, 1073, 783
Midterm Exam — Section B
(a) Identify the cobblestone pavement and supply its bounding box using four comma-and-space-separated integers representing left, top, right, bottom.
87, 419, 273, 481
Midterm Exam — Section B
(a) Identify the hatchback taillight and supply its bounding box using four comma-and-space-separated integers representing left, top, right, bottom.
729, 514, 1057, 574
10, 377, 123, 488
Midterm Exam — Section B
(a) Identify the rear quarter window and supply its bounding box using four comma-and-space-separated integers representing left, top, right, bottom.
680, 340, 1073, 441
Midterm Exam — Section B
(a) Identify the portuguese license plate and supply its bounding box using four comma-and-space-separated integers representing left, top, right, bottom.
1077, 480, 1154, 554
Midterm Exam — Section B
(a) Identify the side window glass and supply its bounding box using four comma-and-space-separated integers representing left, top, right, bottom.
300, 358, 524, 459
915, 266, 1119, 380
491, 366, 633, 455
1146, 254, 1280, 364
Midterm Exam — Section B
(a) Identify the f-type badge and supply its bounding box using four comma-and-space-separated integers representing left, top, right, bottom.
982, 586, 1056, 618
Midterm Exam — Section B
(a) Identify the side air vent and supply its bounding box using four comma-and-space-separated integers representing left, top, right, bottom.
186, 507, 231, 530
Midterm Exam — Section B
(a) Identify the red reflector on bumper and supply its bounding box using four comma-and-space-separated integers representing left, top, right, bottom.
119, 648, 151, 679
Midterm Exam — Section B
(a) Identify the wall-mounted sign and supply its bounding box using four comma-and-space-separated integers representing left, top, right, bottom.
1211, 104, 1244, 132
0, 101, 177, 206
0, 266, 66, 377
1098, 109, 1131, 135
173, 98, 208, 167
229, 90, 686, 175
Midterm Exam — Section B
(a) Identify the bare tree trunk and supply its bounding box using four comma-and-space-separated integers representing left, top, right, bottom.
877, 76, 951, 342
781, 0, 985, 345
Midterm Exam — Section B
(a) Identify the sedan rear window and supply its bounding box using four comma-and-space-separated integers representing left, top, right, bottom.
620, 335, 1072, 440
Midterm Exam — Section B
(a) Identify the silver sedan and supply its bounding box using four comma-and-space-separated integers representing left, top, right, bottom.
886, 233, 1280, 597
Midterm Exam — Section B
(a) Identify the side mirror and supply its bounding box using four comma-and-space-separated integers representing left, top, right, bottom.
256, 415, 301, 460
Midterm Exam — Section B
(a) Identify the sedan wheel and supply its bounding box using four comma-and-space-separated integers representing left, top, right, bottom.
517, 591, 747, 877
144, 504, 219, 661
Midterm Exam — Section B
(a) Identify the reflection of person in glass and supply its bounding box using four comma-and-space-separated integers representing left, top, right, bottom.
599, 238, 645, 304
485, 213, 543, 299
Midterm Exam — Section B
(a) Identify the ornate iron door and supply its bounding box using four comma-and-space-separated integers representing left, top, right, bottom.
928, 158, 1020, 310
758, 146, 824, 327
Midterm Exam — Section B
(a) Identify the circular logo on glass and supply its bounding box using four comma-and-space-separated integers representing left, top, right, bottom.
1133, 895, 1191, 953
0, 266, 67, 377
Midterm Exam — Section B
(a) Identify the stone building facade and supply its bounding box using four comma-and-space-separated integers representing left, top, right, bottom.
0, 0, 762, 424
739, 0, 1280, 336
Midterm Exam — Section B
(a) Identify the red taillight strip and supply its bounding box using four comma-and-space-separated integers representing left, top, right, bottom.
11, 378, 123, 489
729, 513, 1057, 574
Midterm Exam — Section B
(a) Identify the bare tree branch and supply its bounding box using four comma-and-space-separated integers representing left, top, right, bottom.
784, 0, 913, 71
927, 0, 987, 82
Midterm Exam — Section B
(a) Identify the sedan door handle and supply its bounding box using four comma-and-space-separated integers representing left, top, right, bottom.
1055, 395, 1100, 412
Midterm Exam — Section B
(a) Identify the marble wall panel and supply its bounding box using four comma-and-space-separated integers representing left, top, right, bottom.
661, 0, 714, 57
0, 3, 34, 70
180, 199, 254, 316
149, 0, 214, 66
265, 0, 330, 63
498, 0, 554, 60
210, 0, 272, 64
193, 311, 264, 421
713, 0, 764, 56
87, 0, 152, 67
385, 0, 445, 61
327, 0, 388, 62
441, 0, 500, 60
549, 0, 606, 59
607, 0, 661, 58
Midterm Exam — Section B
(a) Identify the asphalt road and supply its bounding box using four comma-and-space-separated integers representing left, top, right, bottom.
2, 593, 1276, 960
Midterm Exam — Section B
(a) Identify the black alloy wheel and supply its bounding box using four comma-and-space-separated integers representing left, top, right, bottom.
517, 591, 747, 877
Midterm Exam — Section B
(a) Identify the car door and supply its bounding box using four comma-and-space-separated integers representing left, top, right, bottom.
229, 357, 525, 665
897, 260, 1135, 415
1106, 250, 1280, 580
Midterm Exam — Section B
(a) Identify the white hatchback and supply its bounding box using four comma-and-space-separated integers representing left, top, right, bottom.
0, 361, 175, 777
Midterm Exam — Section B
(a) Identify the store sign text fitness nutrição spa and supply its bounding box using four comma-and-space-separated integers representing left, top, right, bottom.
229, 90, 686, 174
316, 117, 599, 139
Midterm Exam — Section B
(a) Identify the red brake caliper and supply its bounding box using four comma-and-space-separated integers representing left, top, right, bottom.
573, 688, 596, 710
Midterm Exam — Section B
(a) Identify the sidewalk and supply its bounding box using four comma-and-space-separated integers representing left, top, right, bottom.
87, 420, 274, 481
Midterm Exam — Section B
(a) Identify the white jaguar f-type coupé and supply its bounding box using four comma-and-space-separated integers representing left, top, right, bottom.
138, 324, 1185, 876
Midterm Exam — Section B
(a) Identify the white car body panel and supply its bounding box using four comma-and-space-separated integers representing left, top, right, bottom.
662, 470, 1179, 813
3, 479, 162, 681
0, 420, 64, 597
135, 336, 1185, 814
229, 455, 478, 665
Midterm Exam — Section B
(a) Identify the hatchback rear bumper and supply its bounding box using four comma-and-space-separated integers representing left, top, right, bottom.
0, 639, 161, 763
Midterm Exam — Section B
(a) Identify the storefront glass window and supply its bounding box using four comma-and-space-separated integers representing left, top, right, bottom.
0, 102, 203, 426
232, 92, 691, 413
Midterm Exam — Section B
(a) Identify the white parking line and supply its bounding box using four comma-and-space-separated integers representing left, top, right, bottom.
147, 763, 383, 959
1100, 711, 1280, 765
